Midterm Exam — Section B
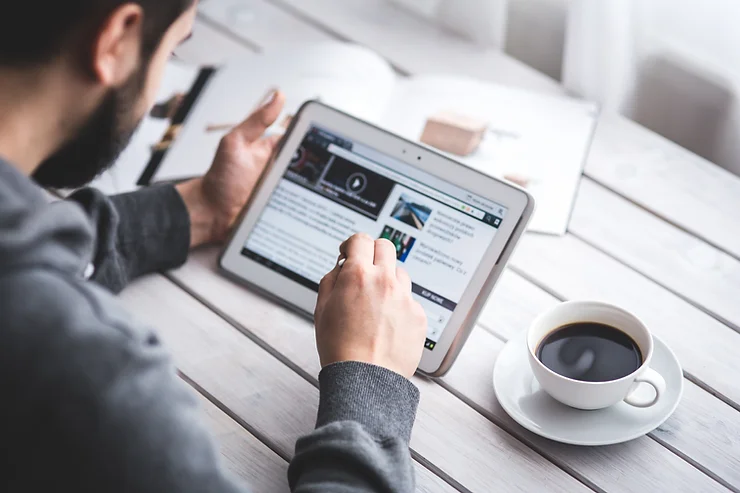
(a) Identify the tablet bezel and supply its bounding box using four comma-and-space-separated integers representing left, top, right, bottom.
220, 101, 533, 376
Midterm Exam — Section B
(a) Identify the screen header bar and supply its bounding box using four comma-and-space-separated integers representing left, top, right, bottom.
327, 143, 488, 222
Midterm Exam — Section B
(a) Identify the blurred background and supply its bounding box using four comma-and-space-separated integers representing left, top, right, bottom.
391, 0, 740, 176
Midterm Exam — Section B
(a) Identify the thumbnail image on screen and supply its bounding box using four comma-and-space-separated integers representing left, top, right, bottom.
391, 194, 433, 230
288, 143, 333, 186
379, 225, 417, 262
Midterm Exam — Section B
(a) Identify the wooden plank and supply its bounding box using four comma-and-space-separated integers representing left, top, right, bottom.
507, 234, 740, 409
411, 464, 456, 493
196, 393, 290, 492
247, 0, 740, 259
479, 270, 740, 491
119, 277, 318, 457
584, 116, 740, 259
167, 250, 740, 492
166, 249, 594, 493
119, 274, 454, 493
570, 179, 740, 332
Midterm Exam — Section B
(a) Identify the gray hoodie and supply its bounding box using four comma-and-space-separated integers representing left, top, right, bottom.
0, 157, 419, 492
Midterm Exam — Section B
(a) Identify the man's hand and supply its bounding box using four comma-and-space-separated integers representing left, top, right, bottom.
314, 234, 428, 379
176, 90, 286, 247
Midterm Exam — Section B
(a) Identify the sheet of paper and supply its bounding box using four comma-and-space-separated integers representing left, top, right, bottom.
381, 75, 598, 235
154, 42, 397, 182
87, 61, 200, 195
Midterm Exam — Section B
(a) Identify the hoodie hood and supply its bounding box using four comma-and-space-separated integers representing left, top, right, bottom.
0, 158, 94, 277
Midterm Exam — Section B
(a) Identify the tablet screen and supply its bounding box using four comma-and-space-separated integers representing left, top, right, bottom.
242, 125, 508, 350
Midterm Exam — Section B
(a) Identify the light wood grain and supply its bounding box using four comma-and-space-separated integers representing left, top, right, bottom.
169, 250, 740, 492
508, 234, 740, 409
167, 5, 740, 490
196, 392, 290, 492
411, 465, 457, 493
584, 116, 740, 259
166, 250, 594, 493
243, 0, 740, 259
119, 274, 454, 493
119, 277, 318, 457
480, 270, 740, 491
570, 179, 740, 332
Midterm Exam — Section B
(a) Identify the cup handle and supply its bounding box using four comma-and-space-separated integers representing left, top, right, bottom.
623, 368, 666, 408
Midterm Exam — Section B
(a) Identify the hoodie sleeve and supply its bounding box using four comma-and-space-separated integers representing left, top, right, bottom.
288, 362, 419, 493
67, 185, 191, 293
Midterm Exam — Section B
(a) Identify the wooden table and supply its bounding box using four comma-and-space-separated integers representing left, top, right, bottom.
119, 1, 740, 491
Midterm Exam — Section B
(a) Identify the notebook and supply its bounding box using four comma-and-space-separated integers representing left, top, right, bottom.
114, 42, 598, 235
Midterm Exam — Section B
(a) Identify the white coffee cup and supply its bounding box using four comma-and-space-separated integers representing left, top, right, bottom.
527, 301, 666, 410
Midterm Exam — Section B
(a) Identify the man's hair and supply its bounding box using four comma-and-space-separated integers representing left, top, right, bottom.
0, 1, 195, 68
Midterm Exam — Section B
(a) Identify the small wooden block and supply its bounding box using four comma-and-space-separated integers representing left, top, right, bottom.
420, 110, 488, 156
504, 173, 530, 188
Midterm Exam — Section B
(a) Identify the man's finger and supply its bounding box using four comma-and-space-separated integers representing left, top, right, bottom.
319, 255, 344, 293
374, 238, 397, 270
233, 89, 286, 143
396, 266, 412, 293
339, 233, 375, 266
316, 265, 339, 317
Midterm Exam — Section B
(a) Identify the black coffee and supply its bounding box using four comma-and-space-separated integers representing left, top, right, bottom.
536, 322, 642, 382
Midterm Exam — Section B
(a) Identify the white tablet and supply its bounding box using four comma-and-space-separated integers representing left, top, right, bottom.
221, 101, 534, 376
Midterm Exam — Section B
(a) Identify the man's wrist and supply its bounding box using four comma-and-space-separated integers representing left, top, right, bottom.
175, 178, 225, 248
316, 361, 420, 443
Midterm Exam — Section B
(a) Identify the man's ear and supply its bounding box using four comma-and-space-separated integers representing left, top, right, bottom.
91, 4, 144, 86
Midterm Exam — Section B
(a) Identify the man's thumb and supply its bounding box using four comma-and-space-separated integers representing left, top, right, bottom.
234, 89, 286, 143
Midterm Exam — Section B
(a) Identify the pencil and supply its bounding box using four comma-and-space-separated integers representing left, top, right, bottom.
205, 123, 236, 133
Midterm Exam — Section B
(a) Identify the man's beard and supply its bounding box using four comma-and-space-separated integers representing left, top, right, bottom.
32, 67, 146, 189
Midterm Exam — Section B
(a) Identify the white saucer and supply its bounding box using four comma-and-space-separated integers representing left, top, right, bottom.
493, 333, 683, 446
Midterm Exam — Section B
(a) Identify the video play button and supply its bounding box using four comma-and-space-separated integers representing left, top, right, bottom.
346, 172, 367, 194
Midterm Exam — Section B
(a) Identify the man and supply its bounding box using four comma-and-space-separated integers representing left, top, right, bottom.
0, 1, 428, 492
